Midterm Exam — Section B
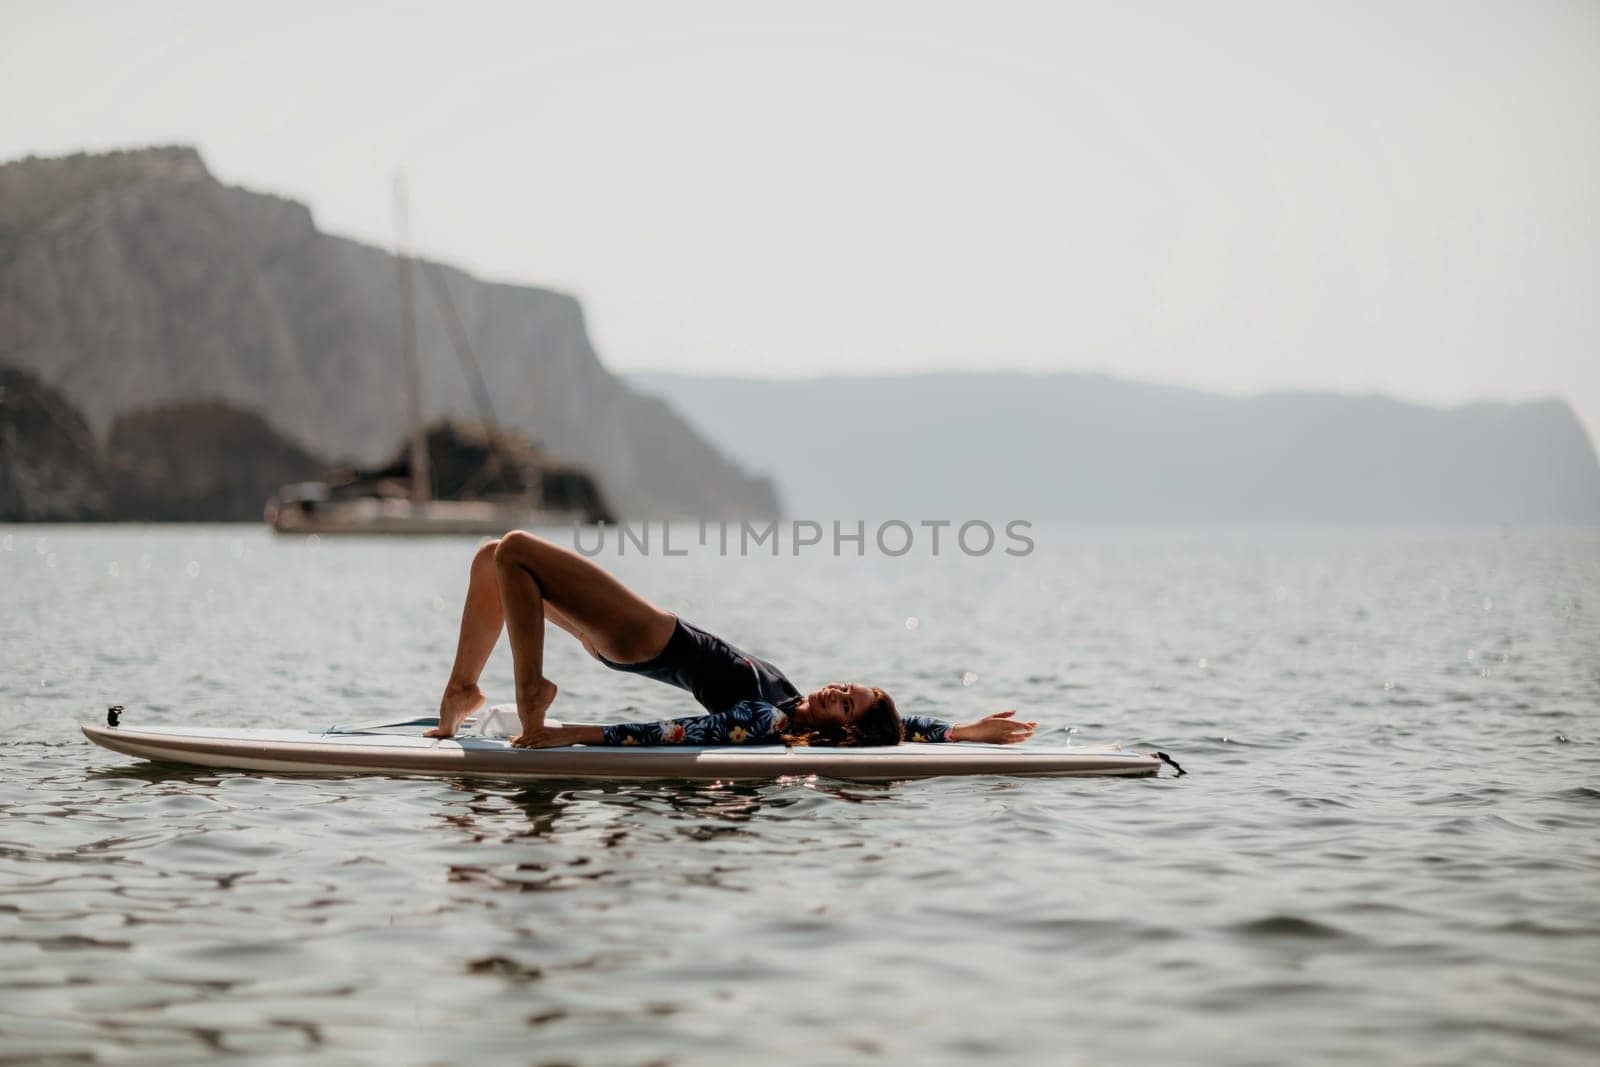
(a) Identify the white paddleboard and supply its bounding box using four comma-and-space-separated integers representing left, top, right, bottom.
80, 719, 1165, 781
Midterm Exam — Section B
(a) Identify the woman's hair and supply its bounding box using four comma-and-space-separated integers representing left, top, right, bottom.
782, 687, 902, 748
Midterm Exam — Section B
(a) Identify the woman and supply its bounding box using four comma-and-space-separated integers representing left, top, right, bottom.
428, 531, 1038, 749
530, 691, 905, 750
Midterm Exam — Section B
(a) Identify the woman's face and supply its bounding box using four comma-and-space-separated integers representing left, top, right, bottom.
805, 682, 876, 728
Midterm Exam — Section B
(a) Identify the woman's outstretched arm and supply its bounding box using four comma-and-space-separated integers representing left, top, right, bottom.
904, 710, 1037, 744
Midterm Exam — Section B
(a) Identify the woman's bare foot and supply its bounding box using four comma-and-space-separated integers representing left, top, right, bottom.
427, 682, 486, 738
510, 678, 559, 748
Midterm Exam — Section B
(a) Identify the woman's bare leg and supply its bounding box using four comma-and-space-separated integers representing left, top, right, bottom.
494, 538, 558, 744
431, 532, 674, 742
492, 531, 675, 743
426, 540, 504, 737
429, 538, 603, 738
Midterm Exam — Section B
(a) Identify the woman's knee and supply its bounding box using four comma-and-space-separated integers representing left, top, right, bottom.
473, 538, 501, 571
493, 530, 549, 570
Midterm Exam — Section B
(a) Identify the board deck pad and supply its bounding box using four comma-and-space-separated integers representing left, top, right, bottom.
80, 720, 1163, 781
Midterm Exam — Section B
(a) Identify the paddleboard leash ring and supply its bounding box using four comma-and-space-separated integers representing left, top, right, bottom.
107, 706, 123, 728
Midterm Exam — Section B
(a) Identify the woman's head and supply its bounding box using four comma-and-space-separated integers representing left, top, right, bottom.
789, 683, 901, 747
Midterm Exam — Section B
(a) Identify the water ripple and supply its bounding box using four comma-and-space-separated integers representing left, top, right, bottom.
2, 525, 1598, 1065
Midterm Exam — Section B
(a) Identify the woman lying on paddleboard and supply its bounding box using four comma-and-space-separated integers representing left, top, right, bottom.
428, 532, 1038, 749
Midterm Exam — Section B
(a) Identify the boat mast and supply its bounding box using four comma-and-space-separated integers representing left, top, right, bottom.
424, 263, 500, 431
393, 172, 430, 504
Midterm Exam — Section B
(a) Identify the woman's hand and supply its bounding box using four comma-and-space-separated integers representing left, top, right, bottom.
511, 725, 564, 748
950, 710, 1038, 745
510, 724, 602, 749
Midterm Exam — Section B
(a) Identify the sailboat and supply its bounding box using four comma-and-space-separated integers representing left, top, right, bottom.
266, 177, 612, 535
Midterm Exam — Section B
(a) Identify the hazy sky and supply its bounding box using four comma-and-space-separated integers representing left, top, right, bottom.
4, 1, 1598, 445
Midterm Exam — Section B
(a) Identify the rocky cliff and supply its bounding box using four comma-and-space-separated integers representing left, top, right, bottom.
0, 363, 335, 522
0, 147, 777, 518
105, 400, 331, 521
0, 365, 108, 520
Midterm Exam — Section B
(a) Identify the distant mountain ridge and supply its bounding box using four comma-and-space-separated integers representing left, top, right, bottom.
0, 147, 777, 517
631, 371, 1600, 524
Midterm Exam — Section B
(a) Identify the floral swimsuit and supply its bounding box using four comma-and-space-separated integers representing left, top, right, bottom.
600, 699, 954, 747
596, 617, 956, 747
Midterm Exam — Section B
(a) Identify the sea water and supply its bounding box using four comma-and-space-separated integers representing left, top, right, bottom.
1, 524, 1597, 1065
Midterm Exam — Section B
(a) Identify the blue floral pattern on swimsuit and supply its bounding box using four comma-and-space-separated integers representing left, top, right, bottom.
601, 700, 790, 746
600, 702, 956, 746
901, 715, 952, 743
